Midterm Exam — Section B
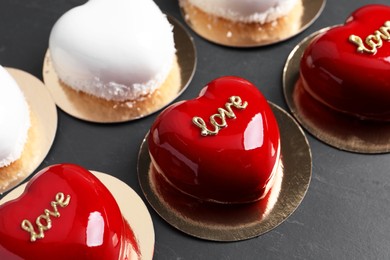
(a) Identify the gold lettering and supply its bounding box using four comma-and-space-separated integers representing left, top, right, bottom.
192, 96, 248, 136
380, 21, 390, 37
349, 21, 390, 54
21, 192, 71, 242
192, 117, 219, 136
21, 220, 42, 242
55, 192, 71, 207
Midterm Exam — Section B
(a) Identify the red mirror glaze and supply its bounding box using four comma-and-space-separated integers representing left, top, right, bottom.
148, 76, 280, 204
0, 164, 139, 260
300, 4, 390, 121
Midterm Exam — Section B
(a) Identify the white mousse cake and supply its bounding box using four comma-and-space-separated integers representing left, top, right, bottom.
49, 0, 176, 101
0, 66, 30, 168
187, 0, 298, 24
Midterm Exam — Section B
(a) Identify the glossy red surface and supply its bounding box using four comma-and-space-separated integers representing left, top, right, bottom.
148, 76, 280, 204
0, 164, 140, 260
300, 4, 390, 121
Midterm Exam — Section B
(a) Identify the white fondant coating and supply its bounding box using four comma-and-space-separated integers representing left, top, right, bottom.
0, 66, 30, 167
187, 0, 298, 24
49, 0, 176, 101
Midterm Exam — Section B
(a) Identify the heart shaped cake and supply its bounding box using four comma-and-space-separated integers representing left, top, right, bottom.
0, 65, 30, 168
49, 0, 175, 101
0, 164, 140, 259
300, 4, 390, 121
148, 76, 280, 204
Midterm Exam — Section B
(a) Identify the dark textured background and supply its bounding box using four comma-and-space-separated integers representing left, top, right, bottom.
1, 0, 390, 259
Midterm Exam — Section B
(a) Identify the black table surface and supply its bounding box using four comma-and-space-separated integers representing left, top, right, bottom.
1, 0, 390, 259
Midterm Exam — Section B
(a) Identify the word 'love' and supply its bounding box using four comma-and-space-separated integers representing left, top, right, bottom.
192, 96, 248, 136
21, 192, 71, 242
349, 21, 390, 54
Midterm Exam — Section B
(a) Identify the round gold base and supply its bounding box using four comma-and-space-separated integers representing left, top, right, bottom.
138, 103, 312, 241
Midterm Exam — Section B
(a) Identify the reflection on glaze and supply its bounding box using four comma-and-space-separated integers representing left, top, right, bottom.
149, 76, 280, 204
86, 212, 105, 247
244, 113, 264, 150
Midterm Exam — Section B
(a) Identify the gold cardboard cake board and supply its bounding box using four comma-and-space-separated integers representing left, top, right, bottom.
0, 171, 155, 260
0, 68, 57, 194
179, 0, 326, 47
137, 103, 312, 241
43, 16, 196, 123
283, 27, 390, 153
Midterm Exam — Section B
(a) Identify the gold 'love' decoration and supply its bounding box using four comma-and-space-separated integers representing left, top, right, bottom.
192, 96, 248, 136
349, 21, 390, 54
21, 192, 71, 242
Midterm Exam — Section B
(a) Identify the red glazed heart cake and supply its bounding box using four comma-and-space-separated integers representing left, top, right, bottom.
300, 4, 390, 121
0, 164, 140, 259
148, 76, 281, 204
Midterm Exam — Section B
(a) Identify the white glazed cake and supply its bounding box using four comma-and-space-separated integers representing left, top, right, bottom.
0, 66, 30, 168
49, 0, 176, 102
187, 0, 298, 24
